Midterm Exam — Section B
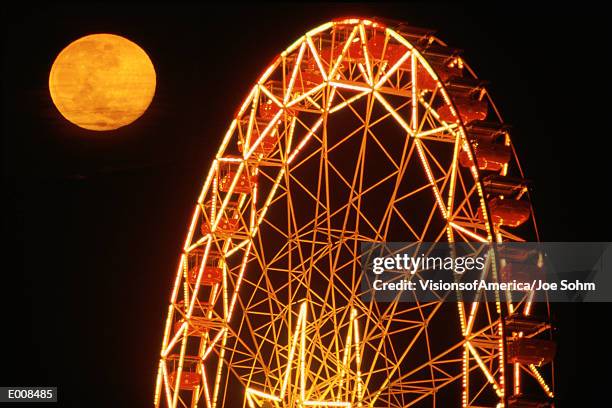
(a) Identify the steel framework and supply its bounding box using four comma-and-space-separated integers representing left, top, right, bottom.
154, 18, 554, 408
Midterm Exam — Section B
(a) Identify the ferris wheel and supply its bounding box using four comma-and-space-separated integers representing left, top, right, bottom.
153, 18, 555, 408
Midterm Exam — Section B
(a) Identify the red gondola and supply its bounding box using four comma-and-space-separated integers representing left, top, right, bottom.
478, 198, 531, 227
201, 200, 241, 236
169, 369, 200, 390
367, 33, 404, 64
187, 251, 223, 286
459, 142, 511, 171
201, 215, 239, 236
187, 265, 223, 286
437, 96, 488, 124
218, 159, 257, 193
259, 100, 281, 121
507, 338, 556, 366
500, 261, 545, 285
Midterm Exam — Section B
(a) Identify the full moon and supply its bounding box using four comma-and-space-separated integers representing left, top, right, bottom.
49, 33, 156, 131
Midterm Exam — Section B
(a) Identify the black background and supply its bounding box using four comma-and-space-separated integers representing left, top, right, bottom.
2, 3, 610, 407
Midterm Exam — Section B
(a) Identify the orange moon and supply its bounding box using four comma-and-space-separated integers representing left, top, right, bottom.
49, 33, 156, 131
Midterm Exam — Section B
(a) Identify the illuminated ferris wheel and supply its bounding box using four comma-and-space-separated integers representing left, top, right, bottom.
154, 18, 555, 408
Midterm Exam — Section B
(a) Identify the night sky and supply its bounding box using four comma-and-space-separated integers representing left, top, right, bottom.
2, 3, 610, 407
